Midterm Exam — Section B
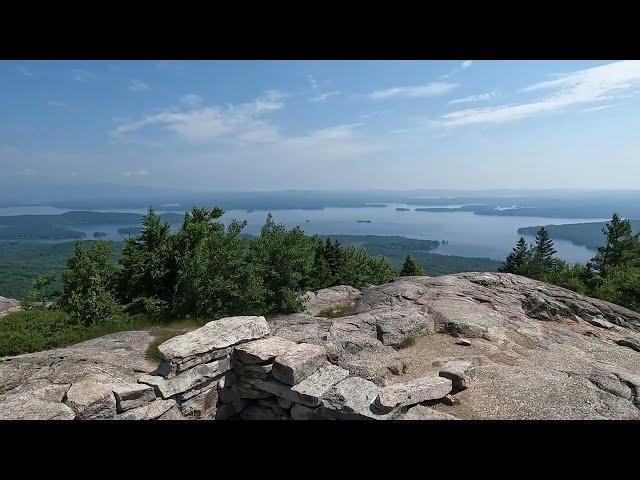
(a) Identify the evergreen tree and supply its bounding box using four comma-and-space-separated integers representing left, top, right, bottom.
118, 206, 174, 305
590, 213, 635, 276
500, 237, 530, 274
399, 255, 425, 276
60, 241, 118, 325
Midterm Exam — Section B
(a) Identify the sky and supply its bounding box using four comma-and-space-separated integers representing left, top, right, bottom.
1, 60, 640, 191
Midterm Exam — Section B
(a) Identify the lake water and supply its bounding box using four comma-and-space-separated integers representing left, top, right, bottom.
0, 204, 606, 263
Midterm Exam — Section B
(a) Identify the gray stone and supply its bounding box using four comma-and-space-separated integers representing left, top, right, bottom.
321, 376, 396, 420
301, 285, 361, 316
112, 384, 156, 412
272, 343, 326, 386
234, 362, 273, 380
158, 405, 188, 420
455, 338, 472, 346
237, 380, 273, 399
584, 315, 616, 330
157, 316, 269, 376
65, 375, 122, 419
117, 399, 176, 420
399, 405, 459, 420
139, 357, 230, 399
217, 371, 238, 389
374, 310, 435, 347
290, 403, 325, 420
375, 376, 452, 413
291, 362, 350, 407
617, 337, 640, 353
439, 360, 473, 391
179, 386, 218, 419
233, 336, 298, 365
0, 296, 21, 318
0, 398, 76, 420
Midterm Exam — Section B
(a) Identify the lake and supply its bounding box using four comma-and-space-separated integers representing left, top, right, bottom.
0, 204, 606, 263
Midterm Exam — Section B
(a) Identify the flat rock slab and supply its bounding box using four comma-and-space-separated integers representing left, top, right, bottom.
439, 360, 473, 391
375, 375, 452, 412
117, 399, 176, 420
139, 357, 230, 399
65, 375, 123, 420
375, 310, 435, 347
272, 343, 326, 386
179, 386, 218, 419
321, 376, 397, 420
113, 384, 156, 412
400, 405, 459, 420
157, 316, 269, 376
0, 398, 76, 420
233, 336, 298, 365
291, 362, 350, 407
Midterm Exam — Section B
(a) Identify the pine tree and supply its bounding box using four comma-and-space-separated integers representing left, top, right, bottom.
590, 213, 635, 276
500, 237, 530, 274
399, 255, 425, 276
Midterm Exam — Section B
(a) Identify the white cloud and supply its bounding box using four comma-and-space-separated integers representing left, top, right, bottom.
439, 61, 640, 127
122, 169, 150, 177
129, 79, 150, 92
308, 75, 318, 90
369, 82, 457, 100
582, 104, 616, 113
310, 91, 341, 103
112, 90, 286, 145
180, 94, 203, 107
71, 69, 95, 82
47, 101, 68, 108
449, 91, 498, 104
461, 61, 473, 69
18, 66, 33, 77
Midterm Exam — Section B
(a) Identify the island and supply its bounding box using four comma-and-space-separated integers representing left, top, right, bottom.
396, 207, 410, 211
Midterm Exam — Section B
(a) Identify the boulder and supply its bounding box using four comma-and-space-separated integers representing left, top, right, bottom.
179, 386, 218, 419
117, 399, 176, 420
0, 397, 76, 420
321, 376, 397, 420
0, 296, 21, 318
112, 384, 156, 412
301, 285, 361, 316
399, 405, 459, 420
233, 336, 298, 365
375, 376, 452, 413
65, 375, 122, 420
157, 316, 269, 376
272, 343, 326, 386
439, 360, 473, 391
291, 362, 350, 407
139, 357, 230, 399
374, 310, 435, 347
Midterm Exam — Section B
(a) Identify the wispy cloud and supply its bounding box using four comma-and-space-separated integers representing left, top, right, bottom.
310, 91, 341, 103
449, 91, 498, 104
368, 82, 458, 100
122, 169, 150, 177
307, 75, 318, 90
461, 60, 473, 69
112, 90, 286, 145
17, 66, 33, 77
129, 79, 150, 92
582, 104, 616, 113
47, 101, 68, 108
180, 94, 203, 107
71, 69, 95, 82
439, 61, 640, 127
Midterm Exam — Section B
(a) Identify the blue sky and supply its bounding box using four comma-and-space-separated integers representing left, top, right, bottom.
2, 60, 640, 190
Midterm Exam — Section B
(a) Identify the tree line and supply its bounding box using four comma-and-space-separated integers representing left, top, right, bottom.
41, 207, 426, 326
500, 214, 640, 312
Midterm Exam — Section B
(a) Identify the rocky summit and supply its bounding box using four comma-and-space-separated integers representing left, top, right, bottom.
2, 272, 640, 420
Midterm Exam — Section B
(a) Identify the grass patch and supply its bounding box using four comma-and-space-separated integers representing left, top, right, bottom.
0, 308, 155, 357
318, 304, 354, 318
144, 319, 204, 362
